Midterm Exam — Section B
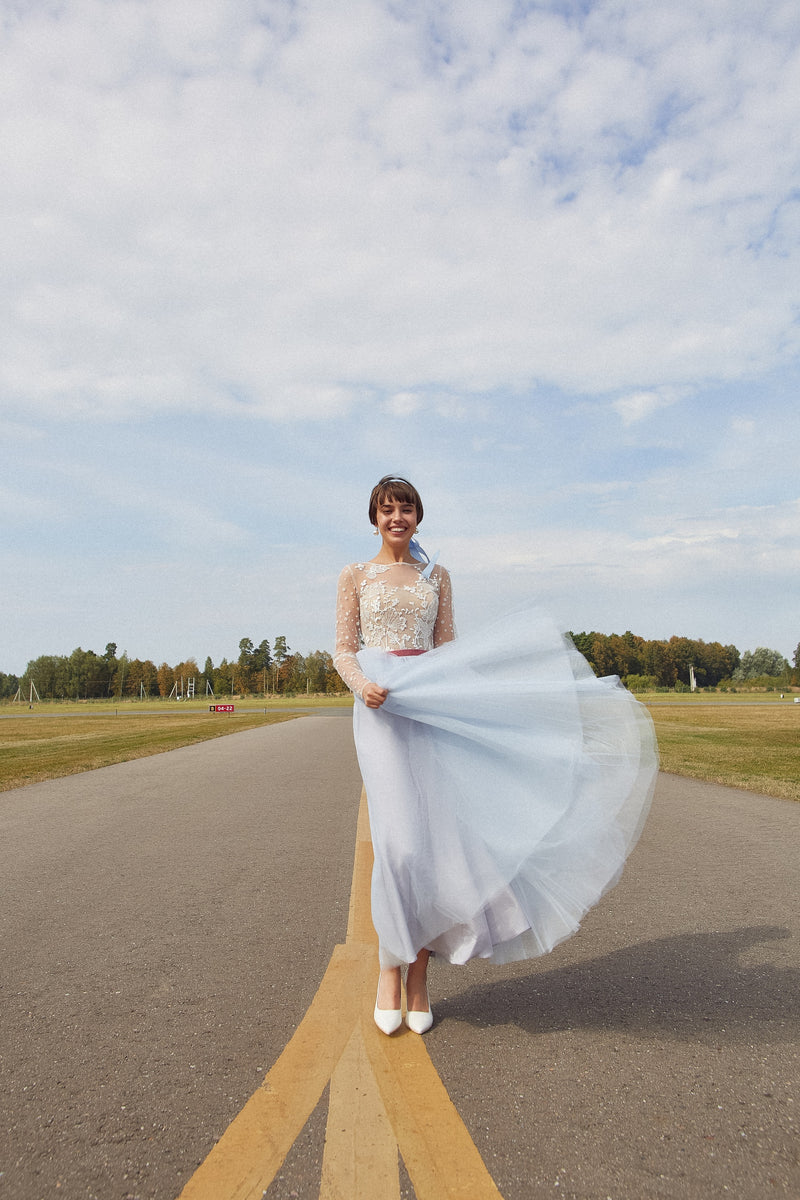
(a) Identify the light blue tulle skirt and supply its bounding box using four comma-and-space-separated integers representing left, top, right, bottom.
353, 608, 659, 968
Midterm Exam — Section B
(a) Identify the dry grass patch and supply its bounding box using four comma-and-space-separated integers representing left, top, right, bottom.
0, 712, 301, 792
650, 704, 800, 801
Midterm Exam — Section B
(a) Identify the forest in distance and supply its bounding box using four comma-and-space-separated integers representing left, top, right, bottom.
1, 638, 345, 702
3, 630, 799, 702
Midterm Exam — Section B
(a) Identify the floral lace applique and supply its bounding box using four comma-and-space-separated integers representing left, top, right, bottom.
334, 561, 455, 697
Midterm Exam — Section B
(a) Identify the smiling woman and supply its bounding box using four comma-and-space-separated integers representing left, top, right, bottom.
334, 474, 659, 1039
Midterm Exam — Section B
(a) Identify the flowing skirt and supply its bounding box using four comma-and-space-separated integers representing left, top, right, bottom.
352, 608, 659, 968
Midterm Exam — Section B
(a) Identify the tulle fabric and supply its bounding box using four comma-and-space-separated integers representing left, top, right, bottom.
352, 607, 659, 968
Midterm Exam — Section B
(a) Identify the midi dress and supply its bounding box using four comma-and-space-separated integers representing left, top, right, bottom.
334, 560, 659, 970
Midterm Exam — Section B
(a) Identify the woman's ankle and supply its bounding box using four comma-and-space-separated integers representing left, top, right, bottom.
377, 966, 402, 1009
405, 952, 430, 1010
406, 949, 430, 980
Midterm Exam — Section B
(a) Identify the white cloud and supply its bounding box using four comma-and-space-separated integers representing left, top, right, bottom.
444, 498, 800, 594
612, 390, 677, 426
1, 1, 799, 420
1, 2, 799, 674
384, 392, 424, 417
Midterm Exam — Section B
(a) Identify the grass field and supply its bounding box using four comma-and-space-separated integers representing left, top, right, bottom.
648, 702, 800, 801
2, 694, 353, 715
1, 694, 798, 801
0, 710, 304, 792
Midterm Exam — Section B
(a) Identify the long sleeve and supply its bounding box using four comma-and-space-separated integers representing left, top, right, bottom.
333, 565, 370, 699
432, 566, 456, 646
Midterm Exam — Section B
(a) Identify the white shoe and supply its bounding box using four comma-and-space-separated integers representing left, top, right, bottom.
405, 988, 433, 1034
374, 974, 402, 1035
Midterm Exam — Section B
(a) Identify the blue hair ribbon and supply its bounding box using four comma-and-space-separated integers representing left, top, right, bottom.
409, 535, 439, 579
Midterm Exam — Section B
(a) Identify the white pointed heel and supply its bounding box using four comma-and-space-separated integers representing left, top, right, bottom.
374, 973, 403, 1035
374, 1001, 403, 1035
405, 987, 433, 1034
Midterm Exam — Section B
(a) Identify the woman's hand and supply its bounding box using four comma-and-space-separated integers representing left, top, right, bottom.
362, 682, 389, 709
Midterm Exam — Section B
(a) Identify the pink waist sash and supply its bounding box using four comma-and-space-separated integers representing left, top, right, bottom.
389, 648, 427, 657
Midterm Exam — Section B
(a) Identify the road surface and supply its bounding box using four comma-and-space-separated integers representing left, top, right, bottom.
1, 711, 797, 1198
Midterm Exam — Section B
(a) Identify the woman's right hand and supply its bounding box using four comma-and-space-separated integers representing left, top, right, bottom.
362, 682, 389, 709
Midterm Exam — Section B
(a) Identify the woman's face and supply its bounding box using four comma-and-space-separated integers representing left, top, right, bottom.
375, 495, 418, 555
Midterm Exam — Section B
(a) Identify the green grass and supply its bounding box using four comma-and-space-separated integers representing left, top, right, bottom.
0, 711, 304, 792
2, 693, 354, 715
2, 693, 797, 802
640, 690, 796, 704
648, 703, 800, 801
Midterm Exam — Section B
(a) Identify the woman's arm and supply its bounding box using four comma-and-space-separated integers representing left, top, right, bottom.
433, 566, 456, 647
333, 565, 387, 706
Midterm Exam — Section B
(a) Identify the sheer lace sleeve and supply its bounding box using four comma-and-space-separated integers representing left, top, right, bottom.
333, 564, 370, 699
433, 565, 456, 646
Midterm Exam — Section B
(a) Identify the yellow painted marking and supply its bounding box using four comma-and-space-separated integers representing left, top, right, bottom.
364, 1020, 502, 1199
177, 789, 504, 1200
320, 1024, 400, 1200
345, 788, 378, 947
177, 943, 373, 1200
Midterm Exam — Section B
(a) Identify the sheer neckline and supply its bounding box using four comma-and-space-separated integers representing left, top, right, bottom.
364, 559, 426, 569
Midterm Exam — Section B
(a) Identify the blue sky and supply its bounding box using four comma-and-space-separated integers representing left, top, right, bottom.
2, 0, 799, 675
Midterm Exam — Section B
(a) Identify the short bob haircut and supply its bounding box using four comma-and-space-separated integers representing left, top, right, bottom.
368, 475, 424, 527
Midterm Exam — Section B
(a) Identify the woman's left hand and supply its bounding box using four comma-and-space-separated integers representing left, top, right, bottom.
362, 682, 389, 709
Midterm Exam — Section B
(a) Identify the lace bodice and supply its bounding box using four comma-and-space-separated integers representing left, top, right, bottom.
334, 561, 455, 697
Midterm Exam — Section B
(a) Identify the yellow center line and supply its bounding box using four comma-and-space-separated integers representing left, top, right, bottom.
320, 1024, 399, 1199
177, 788, 504, 1200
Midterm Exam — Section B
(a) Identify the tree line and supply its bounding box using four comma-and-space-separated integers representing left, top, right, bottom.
567, 631, 798, 691
2, 632, 798, 702
1, 638, 348, 701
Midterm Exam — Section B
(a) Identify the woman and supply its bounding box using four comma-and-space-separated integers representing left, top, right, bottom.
334, 475, 658, 1035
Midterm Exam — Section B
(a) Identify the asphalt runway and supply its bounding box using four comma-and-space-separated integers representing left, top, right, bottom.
1, 712, 797, 1199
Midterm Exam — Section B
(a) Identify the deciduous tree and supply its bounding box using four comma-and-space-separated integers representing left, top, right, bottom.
0, 672, 19, 699
156, 662, 175, 697
733, 647, 790, 680
641, 640, 676, 687
125, 659, 157, 698
110, 651, 130, 697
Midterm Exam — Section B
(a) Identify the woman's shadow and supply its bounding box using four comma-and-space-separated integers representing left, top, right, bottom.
434, 925, 798, 1042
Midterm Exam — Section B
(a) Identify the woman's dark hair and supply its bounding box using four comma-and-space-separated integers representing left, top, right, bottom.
368, 475, 424, 526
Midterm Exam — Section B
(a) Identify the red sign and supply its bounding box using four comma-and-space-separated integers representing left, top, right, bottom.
209, 704, 235, 713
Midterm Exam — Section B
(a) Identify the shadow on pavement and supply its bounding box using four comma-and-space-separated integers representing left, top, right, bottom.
434, 924, 798, 1042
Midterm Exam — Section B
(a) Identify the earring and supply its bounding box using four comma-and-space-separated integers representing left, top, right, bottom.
372, 528, 379, 535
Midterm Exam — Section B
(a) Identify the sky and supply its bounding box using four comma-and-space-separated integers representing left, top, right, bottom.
2, 0, 799, 677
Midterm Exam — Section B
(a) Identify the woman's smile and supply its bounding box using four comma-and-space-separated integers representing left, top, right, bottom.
375, 500, 418, 554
